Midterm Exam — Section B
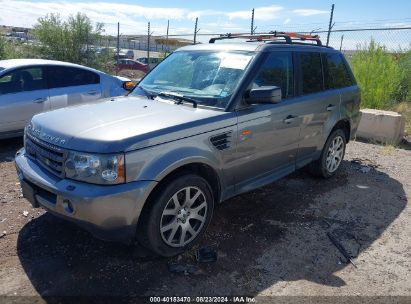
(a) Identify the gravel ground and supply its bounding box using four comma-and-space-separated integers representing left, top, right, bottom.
0, 138, 410, 301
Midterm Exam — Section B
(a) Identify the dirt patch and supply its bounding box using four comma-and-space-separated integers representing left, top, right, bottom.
117, 69, 146, 82
0, 139, 410, 299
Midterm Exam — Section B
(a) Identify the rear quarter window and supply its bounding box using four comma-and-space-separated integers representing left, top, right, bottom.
323, 53, 353, 89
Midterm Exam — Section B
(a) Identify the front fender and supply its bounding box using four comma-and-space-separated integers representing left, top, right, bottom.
125, 140, 223, 184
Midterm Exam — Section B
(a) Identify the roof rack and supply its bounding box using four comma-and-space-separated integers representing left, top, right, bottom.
209, 31, 323, 46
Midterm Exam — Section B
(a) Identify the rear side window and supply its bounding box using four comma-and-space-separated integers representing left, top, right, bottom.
0, 67, 46, 95
48, 66, 100, 89
298, 52, 323, 94
323, 53, 353, 89
253, 51, 294, 98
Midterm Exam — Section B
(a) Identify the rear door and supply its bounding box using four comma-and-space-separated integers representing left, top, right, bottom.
0, 66, 50, 134
47, 66, 102, 109
293, 51, 341, 168
323, 53, 360, 137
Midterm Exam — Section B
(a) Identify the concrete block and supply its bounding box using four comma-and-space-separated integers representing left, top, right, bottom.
357, 109, 405, 145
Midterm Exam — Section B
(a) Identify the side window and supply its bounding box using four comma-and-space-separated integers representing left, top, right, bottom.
299, 52, 323, 94
323, 53, 353, 89
48, 66, 100, 89
0, 67, 46, 95
253, 52, 294, 98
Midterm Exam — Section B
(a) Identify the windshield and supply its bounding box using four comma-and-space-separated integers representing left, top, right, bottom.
132, 51, 255, 109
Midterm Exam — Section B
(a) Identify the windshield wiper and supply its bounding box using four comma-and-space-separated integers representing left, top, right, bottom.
158, 92, 198, 108
136, 86, 155, 99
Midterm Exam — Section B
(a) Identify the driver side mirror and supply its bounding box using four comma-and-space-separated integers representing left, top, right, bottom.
244, 86, 282, 104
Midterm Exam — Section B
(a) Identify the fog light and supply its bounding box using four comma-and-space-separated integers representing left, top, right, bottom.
62, 199, 74, 214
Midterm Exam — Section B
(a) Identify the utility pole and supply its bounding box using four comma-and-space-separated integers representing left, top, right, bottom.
251, 8, 255, 35
147, 22, 150, 71
193, 17, 199, 44
326, 4, 335, 46
339, 34, 344, 51
116, 22, 120, 75
166, 20, 169, 55
86, 30, 89, 65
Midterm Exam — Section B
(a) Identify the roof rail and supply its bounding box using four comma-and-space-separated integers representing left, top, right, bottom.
209, 31, 323, 46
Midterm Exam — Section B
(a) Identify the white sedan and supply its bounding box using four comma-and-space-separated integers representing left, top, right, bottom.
0, 59, 135, 139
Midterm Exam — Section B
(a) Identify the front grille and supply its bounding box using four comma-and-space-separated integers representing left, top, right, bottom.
25, 133, 66, 178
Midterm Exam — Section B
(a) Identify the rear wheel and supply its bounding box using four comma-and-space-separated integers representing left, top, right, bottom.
309, 129, 346, 178
138, 174, 214, 257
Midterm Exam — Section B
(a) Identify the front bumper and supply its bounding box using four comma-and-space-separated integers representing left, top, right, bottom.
15, 148, 157, 243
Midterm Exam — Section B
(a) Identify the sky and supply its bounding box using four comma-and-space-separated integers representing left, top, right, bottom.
1, 0, 411, 46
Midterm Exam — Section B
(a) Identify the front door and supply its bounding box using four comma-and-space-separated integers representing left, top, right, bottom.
231, 51, 302, 193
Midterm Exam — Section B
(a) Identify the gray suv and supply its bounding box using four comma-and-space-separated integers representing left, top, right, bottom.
15, 33, 361, 256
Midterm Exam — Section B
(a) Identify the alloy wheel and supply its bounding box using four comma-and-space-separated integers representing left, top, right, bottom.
160, 186, 207, 247
326, 135, 344, 173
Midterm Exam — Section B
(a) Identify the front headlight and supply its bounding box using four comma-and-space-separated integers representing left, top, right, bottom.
64, 151, 125, 184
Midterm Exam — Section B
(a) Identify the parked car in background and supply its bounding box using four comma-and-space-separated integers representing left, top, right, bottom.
115, 59, 148, 73
0, 59, 134, 139
122, 49, 134, 59
95, 47, 115, 58
113, 49, 134, 60
136, 57, 162, 70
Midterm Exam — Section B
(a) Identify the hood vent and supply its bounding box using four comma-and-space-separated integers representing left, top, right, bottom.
210, 131, 232, 151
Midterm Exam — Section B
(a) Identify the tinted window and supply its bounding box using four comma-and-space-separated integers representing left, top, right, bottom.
0, 67, 46, 95
48, 66, 100, 89
299, 52, 323, 94
323, 53, 353, 89
253, 52, 294, 98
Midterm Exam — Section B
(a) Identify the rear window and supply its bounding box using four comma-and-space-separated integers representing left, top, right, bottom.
298, 52, 324, 94
48, 66, 100, 89
323, 53, 353, 89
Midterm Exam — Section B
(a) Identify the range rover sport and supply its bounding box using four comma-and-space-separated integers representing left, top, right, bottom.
15, 33, 361, 256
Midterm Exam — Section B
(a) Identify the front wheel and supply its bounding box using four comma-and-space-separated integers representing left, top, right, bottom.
138, 174, 214, 257
309, 129, 346, 178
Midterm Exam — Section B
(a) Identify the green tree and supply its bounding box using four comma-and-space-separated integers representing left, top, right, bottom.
394, 48, 411, 103
351, 39, 403, 109
0, 35, 25, 60
33, 13, 105, 68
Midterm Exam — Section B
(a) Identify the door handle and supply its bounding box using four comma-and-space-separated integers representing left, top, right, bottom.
87, 90, 98, 95
326, 104, 336, 111
283, 115, 297, 124
33, 97, 47, 103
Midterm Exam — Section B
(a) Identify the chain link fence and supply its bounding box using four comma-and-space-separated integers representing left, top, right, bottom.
94, 26, 410, 54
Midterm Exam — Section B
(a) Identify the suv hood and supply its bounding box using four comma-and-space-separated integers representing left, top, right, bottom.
28, 95, 235, 153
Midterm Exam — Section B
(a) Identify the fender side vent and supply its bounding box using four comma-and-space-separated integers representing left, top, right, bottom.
210, 132, 232, 150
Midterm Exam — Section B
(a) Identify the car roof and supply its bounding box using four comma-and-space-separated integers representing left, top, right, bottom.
176, 42, 339, 53
0, 59, 105, 74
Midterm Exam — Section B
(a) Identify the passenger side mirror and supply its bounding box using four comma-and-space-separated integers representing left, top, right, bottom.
245, 86, 282, 104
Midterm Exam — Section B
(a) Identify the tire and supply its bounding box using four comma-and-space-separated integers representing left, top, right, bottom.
138, 174, 214, 257
309, 129, 346, 178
